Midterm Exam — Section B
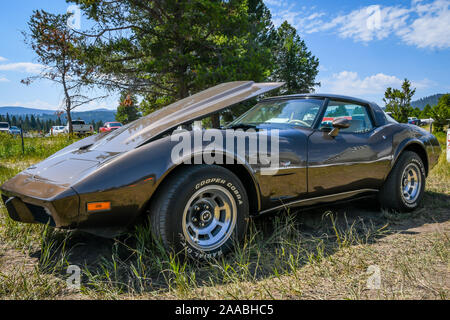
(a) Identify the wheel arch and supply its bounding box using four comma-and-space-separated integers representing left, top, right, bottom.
392, 139, 429, 177
144, 152, 262, 218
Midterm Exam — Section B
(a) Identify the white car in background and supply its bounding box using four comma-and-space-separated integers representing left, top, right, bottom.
420, 118, 434, 125
0, 122, 10, 134
64, 120, 93, 135
50, 126, 65, 135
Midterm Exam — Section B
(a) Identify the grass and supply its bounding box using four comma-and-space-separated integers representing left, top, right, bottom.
0, 131, 448, 300
0, 133, 78, 161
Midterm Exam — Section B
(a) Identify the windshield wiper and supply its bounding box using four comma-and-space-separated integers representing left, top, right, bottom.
225, 123, 258, 130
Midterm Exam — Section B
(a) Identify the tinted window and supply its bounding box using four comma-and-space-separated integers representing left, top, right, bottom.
0, 123, 9, 129
231, 99, 324, 128
72, 121, 85, 125
320, 101, 373, 133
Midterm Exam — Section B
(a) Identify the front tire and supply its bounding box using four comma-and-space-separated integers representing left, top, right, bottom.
150, 165, 249, 260
378, 151, 426, 212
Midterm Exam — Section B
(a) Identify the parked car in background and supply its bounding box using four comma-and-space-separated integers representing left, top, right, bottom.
420, 118, 434, 125
0, 81, 441, 261
64, 120, 93, 135
50, 126, 66, 136
0, 122, 10, 133
8, 126, 22, 135
100, 122, 123, 133
408, 117, 421, 126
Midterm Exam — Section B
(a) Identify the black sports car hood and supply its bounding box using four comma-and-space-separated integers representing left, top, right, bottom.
88, 81, 284, 153
1, 148, 121, 193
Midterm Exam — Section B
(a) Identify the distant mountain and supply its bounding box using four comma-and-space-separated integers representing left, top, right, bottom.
411, 94, 446, 110
0, 106, 117, 124
0, 106, 55, 116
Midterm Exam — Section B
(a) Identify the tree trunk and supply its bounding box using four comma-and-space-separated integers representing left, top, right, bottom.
65, 92, 73, 134
211, 113, 220, 129
66, 105, 73, 135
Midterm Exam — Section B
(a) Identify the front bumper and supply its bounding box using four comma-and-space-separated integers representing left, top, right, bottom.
0, 173, 79, 228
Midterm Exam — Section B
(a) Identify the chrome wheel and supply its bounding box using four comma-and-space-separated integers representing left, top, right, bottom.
401, 163, 422, 203
182, 185, 237, 251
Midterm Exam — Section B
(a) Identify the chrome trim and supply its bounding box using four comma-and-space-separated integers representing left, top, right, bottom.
259, 188, 379, 214
255, 157, 392, 173
308, 156, 393, 168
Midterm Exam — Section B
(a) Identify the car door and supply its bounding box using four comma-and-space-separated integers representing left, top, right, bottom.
307, 100, 392, 198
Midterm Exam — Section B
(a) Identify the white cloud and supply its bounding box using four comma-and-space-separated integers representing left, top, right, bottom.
319, 71, 433, 97
0, 75, 9, 82
318, 65, 328, 72
264, 0, 284, 7
270, 3, 328, 32
320, 5, 411, 42
0, 56, 7, 62
0, 62, 44, 74
320, 71, 403, 96
274, 0, 450, 49
399, 0, 450, 49
306, 12, 325, 20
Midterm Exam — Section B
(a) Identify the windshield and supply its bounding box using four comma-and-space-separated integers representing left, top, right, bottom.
109, 123, 122, 127
10, 126, 18, 130
0, 123, 9, 129
230, 99, 324, 128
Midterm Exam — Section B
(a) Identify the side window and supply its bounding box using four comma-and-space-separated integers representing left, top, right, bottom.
320, 101, 374, 133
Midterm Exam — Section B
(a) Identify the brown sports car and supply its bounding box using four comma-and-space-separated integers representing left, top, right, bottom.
0, 82, 441, 260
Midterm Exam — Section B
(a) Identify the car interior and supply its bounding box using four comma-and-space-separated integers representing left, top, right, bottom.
320, 101, 373, 134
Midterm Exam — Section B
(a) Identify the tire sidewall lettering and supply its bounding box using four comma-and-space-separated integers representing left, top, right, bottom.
195, 178, 244, 206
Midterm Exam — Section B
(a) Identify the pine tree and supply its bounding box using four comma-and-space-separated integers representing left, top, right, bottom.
384, 79, 416, 123
271, 21, 320, 95
116, 92, 140, 124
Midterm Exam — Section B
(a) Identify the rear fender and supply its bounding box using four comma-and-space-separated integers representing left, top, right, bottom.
390, 138, 428, 176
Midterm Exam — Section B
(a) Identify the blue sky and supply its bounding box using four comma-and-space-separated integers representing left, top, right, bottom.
0, 0, 449, 111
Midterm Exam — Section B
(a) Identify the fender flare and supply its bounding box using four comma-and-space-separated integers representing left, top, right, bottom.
389, 138, 429, 177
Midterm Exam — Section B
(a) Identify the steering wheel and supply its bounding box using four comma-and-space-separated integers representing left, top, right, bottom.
288, 119, 310, 127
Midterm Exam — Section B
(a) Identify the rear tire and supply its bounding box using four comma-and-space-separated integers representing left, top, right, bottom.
378, 151, 426, 212
150, 165, 249, 260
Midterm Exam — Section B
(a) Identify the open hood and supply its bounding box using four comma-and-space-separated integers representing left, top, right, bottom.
90, 81, 284, 152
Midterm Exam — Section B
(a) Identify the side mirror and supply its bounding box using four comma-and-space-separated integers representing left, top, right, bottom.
329, 118, 350, 137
